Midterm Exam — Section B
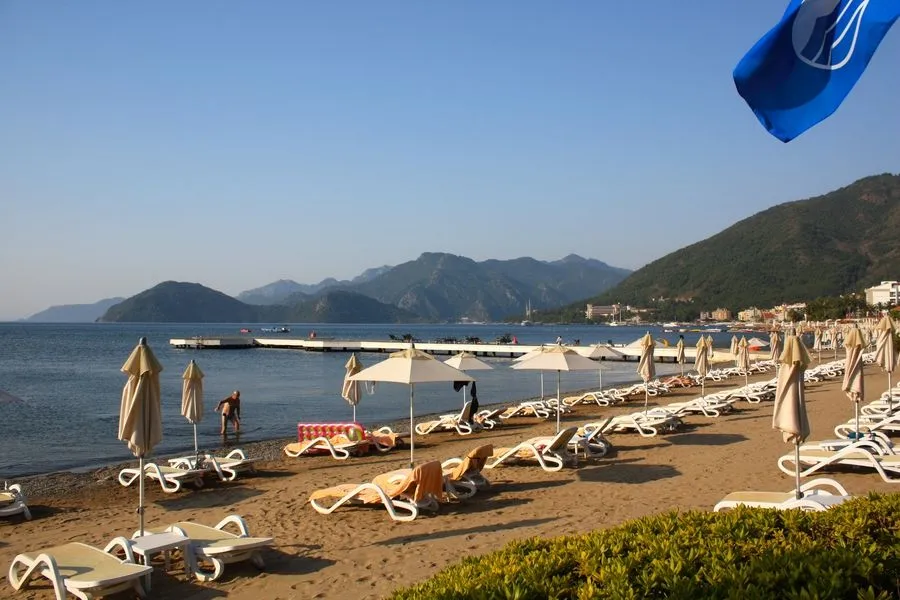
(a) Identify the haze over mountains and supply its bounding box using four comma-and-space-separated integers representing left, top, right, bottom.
94, 253, 630, 323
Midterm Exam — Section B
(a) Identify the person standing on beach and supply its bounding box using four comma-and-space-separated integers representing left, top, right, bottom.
215, 390, 242, 434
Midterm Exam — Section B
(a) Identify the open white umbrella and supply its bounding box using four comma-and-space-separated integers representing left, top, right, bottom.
695, 337, 709, 400
675, 338, 686, 376
117, 337, 163, 537
738, 336, 751, 389
341, 353, 364, 422
772, 334, 811, 500
350, 345, 472, 467
637, 332, 656, 414
511, 344, 597, 433
874, 314, 897, 413
180, 359, 204, 457
444, 352, 493, 409
514, 345, 548, 399
842, 326, 866, 437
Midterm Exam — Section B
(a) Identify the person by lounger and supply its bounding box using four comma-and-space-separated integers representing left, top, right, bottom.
216, 390, 242, 434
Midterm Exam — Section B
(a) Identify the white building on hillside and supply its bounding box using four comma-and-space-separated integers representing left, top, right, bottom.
865, 281, 900, 306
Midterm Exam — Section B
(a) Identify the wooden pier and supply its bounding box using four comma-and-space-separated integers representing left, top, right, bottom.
168, 337, 717, 363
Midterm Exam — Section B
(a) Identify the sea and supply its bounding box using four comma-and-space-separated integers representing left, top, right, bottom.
0, 322, 743, 478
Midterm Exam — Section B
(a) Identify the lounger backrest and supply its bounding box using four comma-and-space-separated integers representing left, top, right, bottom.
375, 461, 444, 503
297, 422, 366, 443
459, 400, 473, 422
448, 445, 494, 479
546, 427, 578, 452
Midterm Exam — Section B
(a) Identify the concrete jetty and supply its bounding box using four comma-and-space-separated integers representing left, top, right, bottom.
168, 336, 723, 363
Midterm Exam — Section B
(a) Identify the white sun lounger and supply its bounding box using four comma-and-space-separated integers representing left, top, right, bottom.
485, 427, 579, 472
118, 462, 207, 493
713, 478, 850, 512
168, 449, 258, 481
0, 484, 31, 520
8, 537, 151, 600
415, 400, 478, 435
777, 444, 900, 483
157, 515, 273, 582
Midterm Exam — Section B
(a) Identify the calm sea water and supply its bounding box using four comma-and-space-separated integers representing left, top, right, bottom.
0, 322, 741, 477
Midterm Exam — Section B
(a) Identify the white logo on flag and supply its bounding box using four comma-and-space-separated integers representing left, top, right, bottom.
792, 0, 870, 70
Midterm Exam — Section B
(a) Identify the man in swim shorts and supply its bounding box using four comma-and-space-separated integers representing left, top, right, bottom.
215, 390, 242, 434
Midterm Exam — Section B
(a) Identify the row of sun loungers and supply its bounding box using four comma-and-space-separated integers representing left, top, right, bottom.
117, 449, 259, 493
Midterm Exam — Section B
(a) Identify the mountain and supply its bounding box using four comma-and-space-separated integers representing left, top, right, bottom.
281, 290, 421, 323
237, 265, 393, 305
26, 297, 126, 322
590, 173, 900, 312
99, 282, 269, 323
352, 252, 630, 321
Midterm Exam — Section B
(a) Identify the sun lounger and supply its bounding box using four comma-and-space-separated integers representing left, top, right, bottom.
168, 449, 258, 481
441, 444, 493, 497
416, 401, 478, 436
0, 484, 31, 520
309, 461, 445, 521
473, 408, 505, 429
713, 478, 850, 512
118, 462, 207, 493
157, 515, 273, 582
572, 418, 614, 458
586, 413, 681, 438
8, 537, 151, 600
777, 444, 900, 483
485, 427, 579, 472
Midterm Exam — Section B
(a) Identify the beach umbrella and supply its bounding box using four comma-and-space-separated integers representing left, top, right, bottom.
444, 352, 493, 409
830, 325, 840, 360
514, 345, 548, 399
675, 338, 685, 376
341, 353, 364, 422
769, 330, 782, 364
180, 359, 204, 457
729, 335, 739, 357
583, 344, 608, 391
842, 326, 866, 437
350, 345, 472, 467
738, 336, 751, 389
772, 334, 811, 500
705, 335, 715, 359
511, 344, 598, 433
117, 337, 163, 537
637, 332, 656, 414
813, 326, 823, 363
874, 314, 897, 412
695, 337, 709, 401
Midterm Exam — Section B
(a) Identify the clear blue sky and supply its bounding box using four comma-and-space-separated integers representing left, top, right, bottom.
2, 1, 898, 320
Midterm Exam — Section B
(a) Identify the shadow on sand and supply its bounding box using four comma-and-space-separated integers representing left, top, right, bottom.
154, 485, 265, 510
666, 433, 748, 447
576, 461, 680, 484
375, 517, 557, 546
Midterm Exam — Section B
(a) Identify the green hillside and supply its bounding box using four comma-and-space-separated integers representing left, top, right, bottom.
99, 282, 268, 323
280, 290, 422, 323
587, 173, 900, 315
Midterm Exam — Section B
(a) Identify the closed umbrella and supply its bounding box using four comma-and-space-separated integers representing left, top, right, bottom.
813, 326, 823, 363
444, 352, 493, 411
738, 336, 751, 388
637, 332, 656, 414
695, 337, 709, 401
675, 337, 686, 376
706, 335, 715, 359
180, 359, 204, 457
830, 325, 840, 360
772, 334, 811, 500
729, 335, 739, 357
512, 344, 598, 433
117, 337, 163, 537
842, 326, 866, 437
350, 345, 472, 467
874, 314, 897, 412
769, 330, 782, 364
341, 353, 364, 422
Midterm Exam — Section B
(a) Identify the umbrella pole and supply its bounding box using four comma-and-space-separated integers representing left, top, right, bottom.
680, 361, 684, 377
556, 371, 561, 433
701, 379, 705, 402
409, 384, 415, 468
794, 443, 802, 499
889, 372, 893, 414
855, 401, 860, 439
540, 372, 544, 400
598, 367, 602, 393
644, 387, 649, 415
352, 404, 356, 423
138, 456, 145, 537
193, 423, 199, 456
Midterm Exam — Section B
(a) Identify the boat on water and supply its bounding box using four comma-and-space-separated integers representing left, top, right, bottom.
260, 326, 291, 333
239, 328, 252, 334
521, 300, 534, 326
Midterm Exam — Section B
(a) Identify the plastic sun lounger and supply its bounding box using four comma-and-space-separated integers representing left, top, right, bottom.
0, 484, 31, 520
168, 449, 258, 481
441, 444, 494, 498
713, 478, 851, 512
118, 462, 207, 493
473, 408, 505, 429
283, 434, 368, 460
8, 537, 151, 600
415, 401, 477, 436
309, 461, 445, 522
485, 427, 579, 472
777, 444, 900, 483
158, 515, 273, 582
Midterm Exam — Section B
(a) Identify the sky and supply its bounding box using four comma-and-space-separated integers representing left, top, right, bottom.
2, 1, 898, 320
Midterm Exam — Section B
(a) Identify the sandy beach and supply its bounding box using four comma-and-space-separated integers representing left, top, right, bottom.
2, 362, 897, 600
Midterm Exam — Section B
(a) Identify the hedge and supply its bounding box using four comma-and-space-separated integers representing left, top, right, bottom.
390, 493, 900, 599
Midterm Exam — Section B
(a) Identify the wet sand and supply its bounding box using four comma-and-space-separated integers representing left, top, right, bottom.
1, 363, 896, 600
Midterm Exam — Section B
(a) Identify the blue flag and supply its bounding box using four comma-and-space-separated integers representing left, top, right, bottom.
734, 0, 899, 142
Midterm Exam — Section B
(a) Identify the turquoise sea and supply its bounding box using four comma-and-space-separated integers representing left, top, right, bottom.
0, 322, 739, 478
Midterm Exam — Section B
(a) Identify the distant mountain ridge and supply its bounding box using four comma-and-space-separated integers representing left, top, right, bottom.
584, 173, 900, 313
26, 297, 126, 322
236, 266, 392, 305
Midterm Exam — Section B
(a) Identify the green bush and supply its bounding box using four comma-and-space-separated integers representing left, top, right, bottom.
390, 494, 900, 600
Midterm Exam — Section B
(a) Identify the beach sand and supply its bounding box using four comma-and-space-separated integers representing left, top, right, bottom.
1, 364, 897, 600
